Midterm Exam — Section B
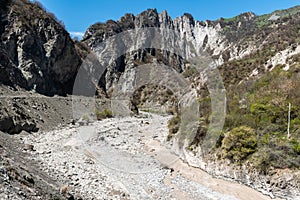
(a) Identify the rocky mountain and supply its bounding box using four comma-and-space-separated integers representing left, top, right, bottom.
82, 7, 300, 92
0, 0, 81, 95
0, 0, 82, 134
81, 8, 300, 120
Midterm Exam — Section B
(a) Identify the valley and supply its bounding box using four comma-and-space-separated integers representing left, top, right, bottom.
0, 0, 300, 199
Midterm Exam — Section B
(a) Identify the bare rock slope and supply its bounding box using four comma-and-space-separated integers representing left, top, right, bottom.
0, 0, 81, 95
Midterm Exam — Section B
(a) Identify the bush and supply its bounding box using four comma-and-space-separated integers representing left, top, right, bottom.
95, 109, 113, 120
167, 115, 181, 140
221, 126, 257, 163
290, 139, 300, 154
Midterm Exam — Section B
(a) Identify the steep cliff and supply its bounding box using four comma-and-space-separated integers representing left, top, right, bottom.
0, 0, 82, 134
79, 9, 264, 98
82, 7, 300, 94
0, 0, 81, 95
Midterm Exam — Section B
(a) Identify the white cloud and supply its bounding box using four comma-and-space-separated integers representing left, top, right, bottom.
70, 32, 85, 39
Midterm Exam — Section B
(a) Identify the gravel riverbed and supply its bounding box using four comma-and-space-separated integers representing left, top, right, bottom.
21, 113, 280, 200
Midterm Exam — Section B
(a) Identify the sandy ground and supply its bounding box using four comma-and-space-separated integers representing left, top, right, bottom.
22, 112, 283, 200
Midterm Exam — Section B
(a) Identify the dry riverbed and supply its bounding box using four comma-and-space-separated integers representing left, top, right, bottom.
20, 112, 283, 200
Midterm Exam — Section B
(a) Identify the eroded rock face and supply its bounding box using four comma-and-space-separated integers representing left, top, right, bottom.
0, 0, 81, 95
81, 9, 260, 97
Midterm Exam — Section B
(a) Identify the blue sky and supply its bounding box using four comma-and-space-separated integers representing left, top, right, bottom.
36, 0, 300, 38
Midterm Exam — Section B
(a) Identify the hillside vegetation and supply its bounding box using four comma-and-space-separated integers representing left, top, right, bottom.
168, 6, 300, 174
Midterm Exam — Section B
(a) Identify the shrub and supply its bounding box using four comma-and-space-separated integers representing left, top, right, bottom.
221, 126, 257, 163
95, 109, 113, 120
167, 115, 181, 140
290, 139, 300, 154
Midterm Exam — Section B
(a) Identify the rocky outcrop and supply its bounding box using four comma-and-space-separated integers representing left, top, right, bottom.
80, 9, 264, 97
0, 0, 81, 95
0, 0, 83, 134
82, 6, 300, 97
0, 87, 77, 134
0, 115, 37, 134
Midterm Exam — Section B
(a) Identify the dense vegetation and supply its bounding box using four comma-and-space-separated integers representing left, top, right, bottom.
221, 64, 300, 170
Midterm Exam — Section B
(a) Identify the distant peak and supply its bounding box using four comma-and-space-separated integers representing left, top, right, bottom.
175, 12, 195, 26
183, 13, 194, 21
118, 13, 135, 23
135, 8, 160, 28
159, 10, 170, 17
139, 8, 158, 16
238, 12, 256, 20
160, 10, 168, 15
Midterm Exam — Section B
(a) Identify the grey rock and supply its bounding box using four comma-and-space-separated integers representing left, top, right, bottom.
0, 116, 14, 133
0, 0, 81, 96
23, 144, 34, 151
0, 114, 38, 134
